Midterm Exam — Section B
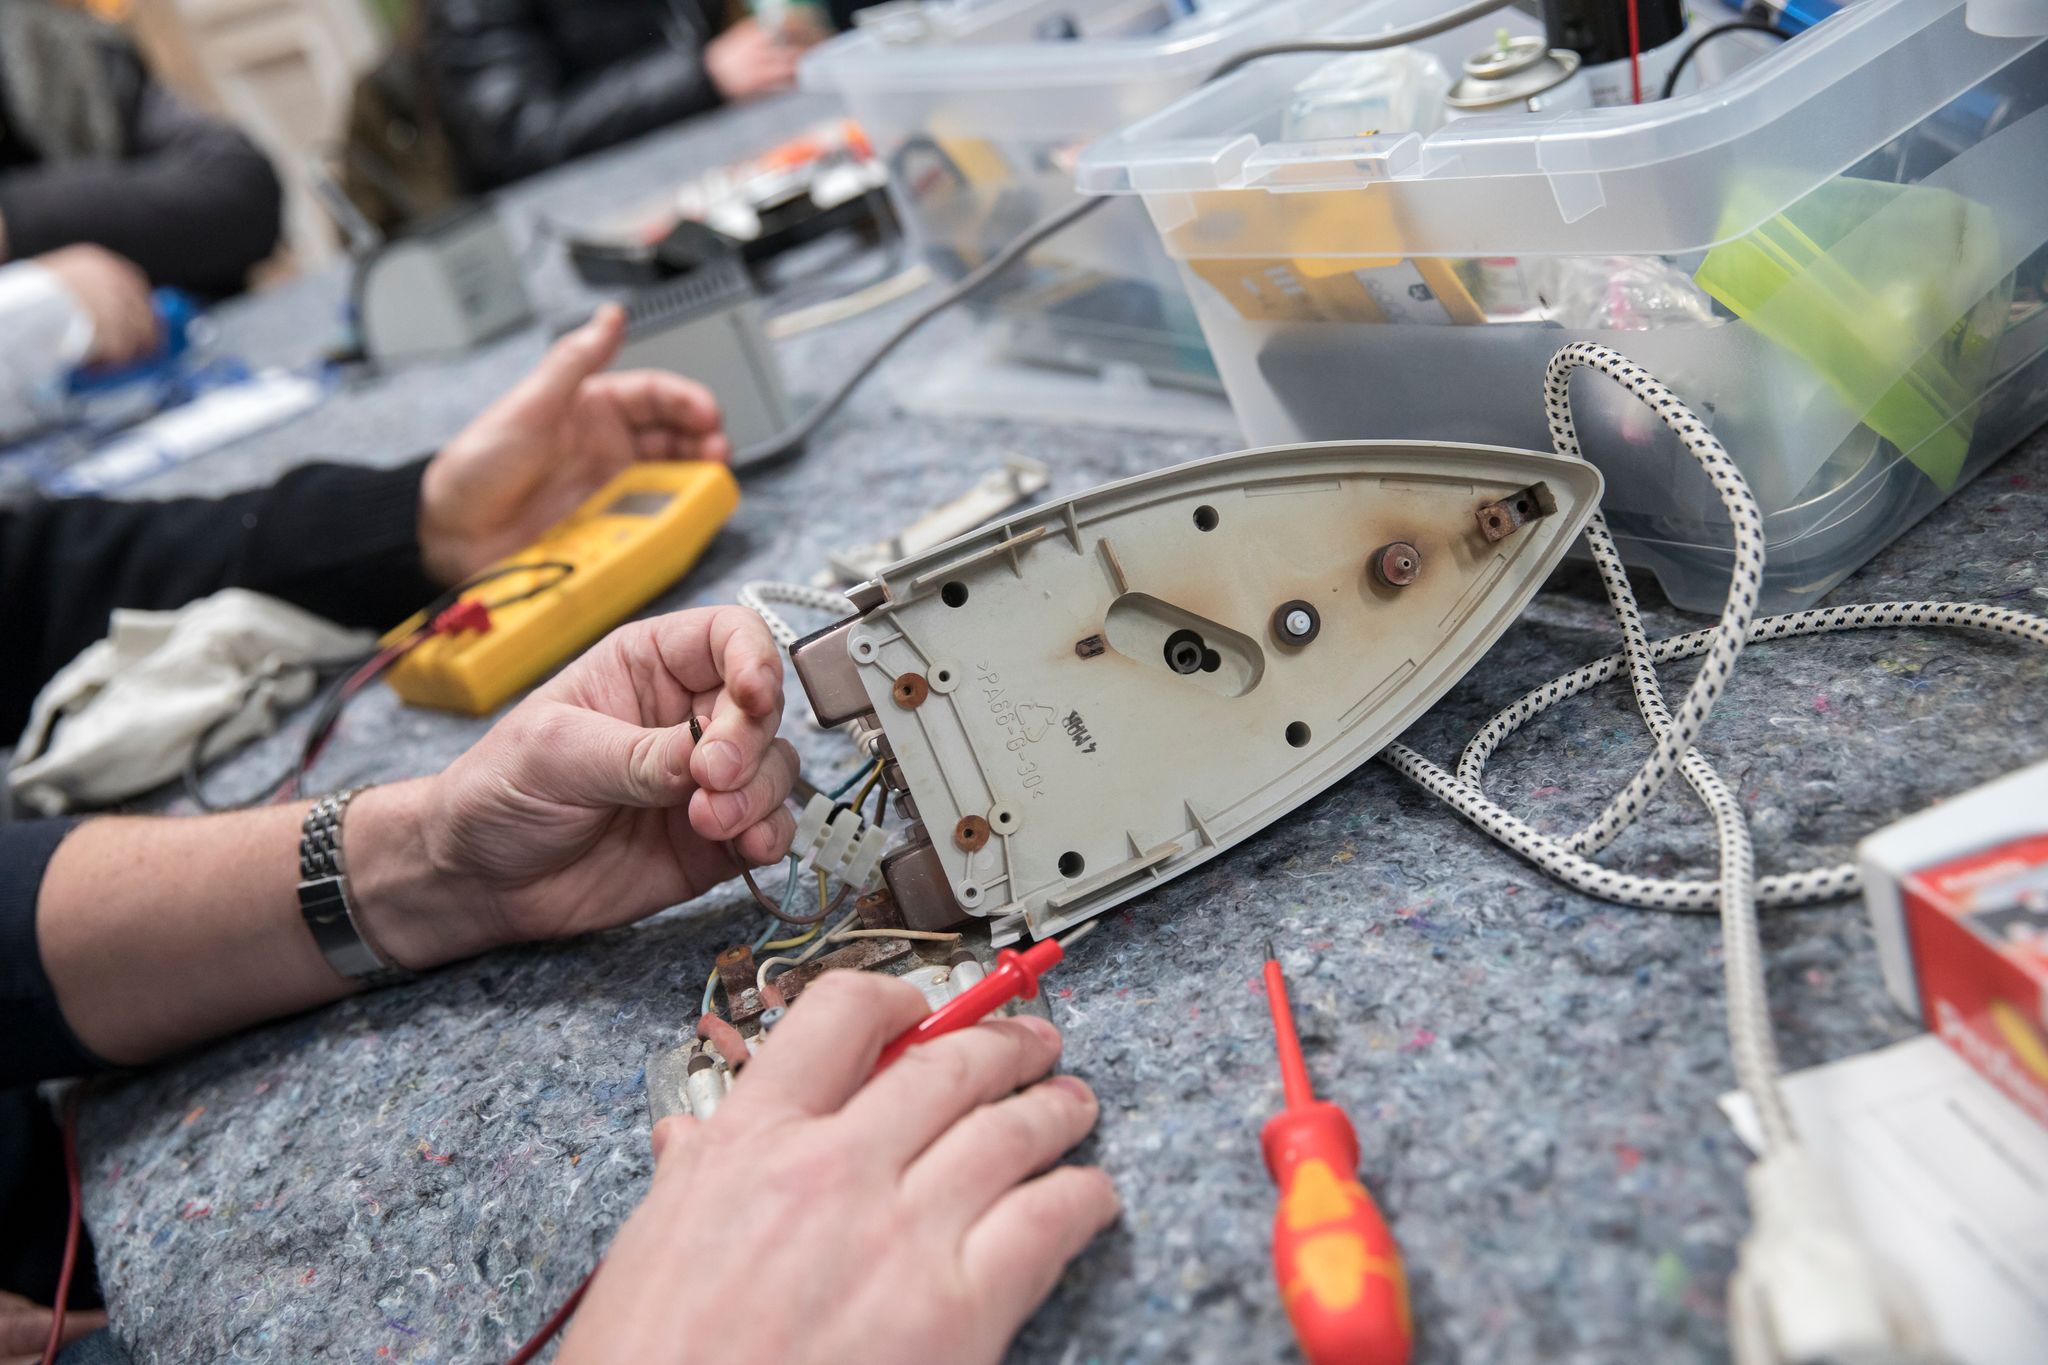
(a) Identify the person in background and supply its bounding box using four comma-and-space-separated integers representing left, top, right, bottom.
422, 0, 830, 193
0, 0, 283, 299
0, 245, 155, 437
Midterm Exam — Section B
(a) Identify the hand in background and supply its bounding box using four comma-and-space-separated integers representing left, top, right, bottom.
40, 244, 157, 366
706, 18, 804, 101
350, 607, 796, 968
560, 973, 1119, 1365
0, 1290, 107, 1364
417, 304, 729, 586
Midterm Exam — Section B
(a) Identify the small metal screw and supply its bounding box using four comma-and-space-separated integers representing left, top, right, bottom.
759, 1005, 787, 1030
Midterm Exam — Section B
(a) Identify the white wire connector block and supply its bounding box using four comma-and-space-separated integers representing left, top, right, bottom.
787, 791, 889, 893
1728, 1144, 1932, 1365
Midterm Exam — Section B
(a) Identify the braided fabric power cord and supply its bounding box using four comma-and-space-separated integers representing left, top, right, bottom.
737, 580, 854, 648
1380, 342, 2048, 1153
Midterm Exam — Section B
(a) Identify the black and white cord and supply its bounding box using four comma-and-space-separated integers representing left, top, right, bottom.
1380, 341, 2048, 1157
737, 580, 854, 648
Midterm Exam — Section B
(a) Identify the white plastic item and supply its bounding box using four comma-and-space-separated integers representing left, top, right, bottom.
1728, 1145, 1934, 1365
1078, 0, 2048, 612
9, 589, 374, 815
799, 0, 1358, 424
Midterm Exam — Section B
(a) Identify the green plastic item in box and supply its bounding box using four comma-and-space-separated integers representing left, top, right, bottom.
1697, 176, 2010, 490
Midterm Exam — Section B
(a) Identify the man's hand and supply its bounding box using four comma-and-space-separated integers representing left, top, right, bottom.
417, 304, 729, 586
40, 244, 157, 366
349, 606, 795, 968
0, 1290, 106, 1365
706, 19, 804, 101
561, 973, 1120, 1365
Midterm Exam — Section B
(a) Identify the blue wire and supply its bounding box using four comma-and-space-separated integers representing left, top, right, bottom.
826, 760, 878, 800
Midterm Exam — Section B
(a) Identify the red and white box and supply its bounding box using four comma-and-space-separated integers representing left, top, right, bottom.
1860, 761, 2048, 1131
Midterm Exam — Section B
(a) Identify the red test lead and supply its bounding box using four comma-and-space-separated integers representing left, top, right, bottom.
871, 922, 1095, 1075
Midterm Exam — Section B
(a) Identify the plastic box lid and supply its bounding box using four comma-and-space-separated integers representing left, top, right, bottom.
801, 0, 1358, 98
1075, 0, 2047, 258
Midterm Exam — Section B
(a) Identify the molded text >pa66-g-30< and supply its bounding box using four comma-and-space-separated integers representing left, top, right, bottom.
790, 439, 1602, 945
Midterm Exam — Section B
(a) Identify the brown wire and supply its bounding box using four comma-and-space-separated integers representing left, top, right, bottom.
730, 843, 835, 925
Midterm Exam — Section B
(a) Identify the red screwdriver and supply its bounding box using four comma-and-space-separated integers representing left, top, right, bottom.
1260, 941, 1412, 1365
871, 922, 1096, 1074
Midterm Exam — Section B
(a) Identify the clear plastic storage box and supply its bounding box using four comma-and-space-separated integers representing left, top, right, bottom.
800, 0, 1358, 429
1078, 0, 2048, 611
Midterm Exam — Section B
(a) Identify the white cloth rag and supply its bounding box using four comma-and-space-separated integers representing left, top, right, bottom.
9, 588, 374, 815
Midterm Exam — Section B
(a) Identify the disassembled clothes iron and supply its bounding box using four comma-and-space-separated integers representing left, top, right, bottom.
788, 440, 1601, 944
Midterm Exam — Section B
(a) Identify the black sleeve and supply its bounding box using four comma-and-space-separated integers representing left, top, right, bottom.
425, 0, 722, 191
0, 460, 440, 740
0, 48, 283, 297
0, 818, 95, 1086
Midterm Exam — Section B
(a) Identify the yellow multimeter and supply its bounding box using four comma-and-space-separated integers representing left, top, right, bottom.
383, 461, 741, 714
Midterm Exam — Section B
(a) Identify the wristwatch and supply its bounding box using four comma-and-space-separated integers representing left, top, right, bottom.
297, 787, 415, 988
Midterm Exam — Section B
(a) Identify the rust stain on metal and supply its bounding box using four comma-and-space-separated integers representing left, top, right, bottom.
953, 815, 991, 851
1373, 541, 1422, 586
892, 672, 930, 709
857, 887, 906, 930
1476, 483, 1552, 542
772, 939, 914, 1003
715, 944, 757, 1000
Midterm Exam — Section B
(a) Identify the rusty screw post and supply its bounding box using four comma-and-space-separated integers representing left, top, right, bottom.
1374, 541, 1422, 587
953, 815, 991, 851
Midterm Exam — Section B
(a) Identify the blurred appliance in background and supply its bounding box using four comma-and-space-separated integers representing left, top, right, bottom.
587, 119, 893, 271
602, 247, 793, 455
351, 206, 534, 366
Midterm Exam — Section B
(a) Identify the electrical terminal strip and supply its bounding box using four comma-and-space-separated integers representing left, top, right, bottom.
790, 791, 890, 892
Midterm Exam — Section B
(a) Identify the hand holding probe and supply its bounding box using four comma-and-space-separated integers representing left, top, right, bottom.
871, 922, 1095, 1074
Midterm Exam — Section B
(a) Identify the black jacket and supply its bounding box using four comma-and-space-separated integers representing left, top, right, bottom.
422, 0, 730, 192
0, 14, 283, 298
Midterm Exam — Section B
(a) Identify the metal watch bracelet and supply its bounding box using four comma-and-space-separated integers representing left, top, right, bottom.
296, 787, 416, 989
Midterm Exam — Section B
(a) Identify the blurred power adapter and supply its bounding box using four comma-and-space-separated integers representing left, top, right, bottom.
354, 206, 535, 365
609, 252, 792, 454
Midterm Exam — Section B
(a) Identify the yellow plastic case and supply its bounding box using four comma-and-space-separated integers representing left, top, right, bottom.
384, 461, 740, 714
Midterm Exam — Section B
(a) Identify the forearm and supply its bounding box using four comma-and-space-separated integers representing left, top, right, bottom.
0, 86, 282, 296
37, 780, 495, 1067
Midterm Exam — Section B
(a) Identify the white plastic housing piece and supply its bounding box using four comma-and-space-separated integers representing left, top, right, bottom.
1727, 1146, 1933, 1365
804, 439, 1602, 940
